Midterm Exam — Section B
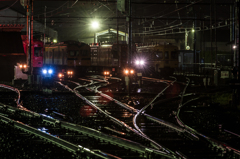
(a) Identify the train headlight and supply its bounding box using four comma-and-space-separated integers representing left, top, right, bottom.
19, 64, 23, 68
43, 69, 47, 74
48, 69, 53, 74
67, 71, 73, 75
124, 69, 129, 75
23, 64, 27, 68
135, 60, 145, 65
104, 71, 109, 75
130, 69, 134, 74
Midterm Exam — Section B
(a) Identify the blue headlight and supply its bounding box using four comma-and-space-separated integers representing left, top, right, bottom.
43, 69, 47, 74
48, 69, 53, 74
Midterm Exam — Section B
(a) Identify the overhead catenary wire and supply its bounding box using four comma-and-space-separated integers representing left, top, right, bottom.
0, 0, 18, 12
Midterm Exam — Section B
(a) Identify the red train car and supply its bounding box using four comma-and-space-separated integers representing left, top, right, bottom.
21, 35, 44, 68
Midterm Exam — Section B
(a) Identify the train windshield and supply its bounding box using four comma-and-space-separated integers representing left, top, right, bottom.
155, 50, 163, 59
70, 51, 75, 56
34, 47, 43, 57
171, 51, 178, 59
69, 50, 81, 56
164, 51, 169, 59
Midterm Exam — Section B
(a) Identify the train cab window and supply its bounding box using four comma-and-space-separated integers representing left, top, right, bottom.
155, 50, 163, 59
76, 51, 79, 56
164, 51, 169, 59
34, 47, 43, 57
70, 51, 75, 56
113, 51, 118, 58
171, 51, 178, 59
81, 50, 88, 56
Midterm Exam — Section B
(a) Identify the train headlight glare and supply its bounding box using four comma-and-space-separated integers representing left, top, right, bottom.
130, 70, 134, 74
19, 64, 23, 68
48, 69, 53, 74
124, 70, 129, 74
23, 64, 27, 68
140, 60, 144, 65
43, 69, 47, 74
135, 61, 140, 65
67, 71, 73, 75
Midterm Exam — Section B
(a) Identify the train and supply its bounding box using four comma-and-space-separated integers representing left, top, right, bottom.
14, 39, 180, 82
90, 43, 129, 76
136, 44, 179, 75
42, 41, 134, 79
26, 41, 180, 78
44, 40, 91, 78
21, 35, 44, 69
20, 35, 45, 81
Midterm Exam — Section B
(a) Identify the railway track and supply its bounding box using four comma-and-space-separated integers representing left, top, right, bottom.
0, 75, 239, 159
71, 76, 240, 158
58, 78, 176, 157
0, 82, 173, 158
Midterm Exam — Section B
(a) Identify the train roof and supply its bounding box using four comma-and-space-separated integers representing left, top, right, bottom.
137, 44, 178, 49
45, 40, 88, 47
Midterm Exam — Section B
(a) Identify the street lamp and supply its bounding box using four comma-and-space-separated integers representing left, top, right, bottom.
91, 21, 99, 43
91, 21, 99, 29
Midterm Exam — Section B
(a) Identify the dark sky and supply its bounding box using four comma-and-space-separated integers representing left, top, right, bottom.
0, 0, 235, 42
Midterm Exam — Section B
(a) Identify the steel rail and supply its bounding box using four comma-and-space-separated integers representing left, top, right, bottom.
132, 76, 177, 155
0, 114, 110, 159
81, 77, 188, 137
78, 77, 179, 155
62, 80, 176, 158
176, 78, 240, 157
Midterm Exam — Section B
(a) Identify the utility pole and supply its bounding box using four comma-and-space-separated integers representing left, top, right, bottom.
236, 0, 239, 80
44, 6, 46, 46
116, 5, 119, 69
27, 0, 33, 84
214, 0, 217, 68
193, 17, 196, 73
210, 0, 213, 69
128, 0, 132, 67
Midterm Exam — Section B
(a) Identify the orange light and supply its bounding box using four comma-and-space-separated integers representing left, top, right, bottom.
67, 71, 73, 75
124, 70, 129, 75
23, 64, 27, 68
58, 73, 63, 78
107, 71, 109, 75
130, 69, 134, 74
19, 64, 23, 68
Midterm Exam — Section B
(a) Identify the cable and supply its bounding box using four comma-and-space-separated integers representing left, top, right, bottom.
33, 1, 69, 17
135, 0, 203, 33
71, 0, 78, 8
0, 0, 18, 12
